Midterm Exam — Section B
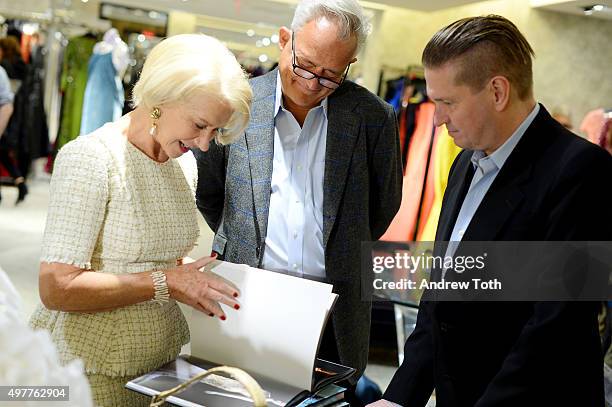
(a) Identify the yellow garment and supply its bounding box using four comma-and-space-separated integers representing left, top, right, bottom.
418, 127, 462, 241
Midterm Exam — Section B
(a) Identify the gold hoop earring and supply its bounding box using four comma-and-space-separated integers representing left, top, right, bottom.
149, 107, 161, 136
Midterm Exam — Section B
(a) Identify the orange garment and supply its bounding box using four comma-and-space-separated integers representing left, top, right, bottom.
382, 102, 435, 241
20, 34, 32, 64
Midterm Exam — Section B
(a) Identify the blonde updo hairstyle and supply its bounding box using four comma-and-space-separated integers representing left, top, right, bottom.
132, 34, 252, 144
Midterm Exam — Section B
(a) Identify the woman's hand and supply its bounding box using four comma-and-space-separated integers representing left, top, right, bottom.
165, 255, 240, 319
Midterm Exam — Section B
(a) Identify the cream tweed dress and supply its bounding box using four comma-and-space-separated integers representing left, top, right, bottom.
29, 124, 199, 406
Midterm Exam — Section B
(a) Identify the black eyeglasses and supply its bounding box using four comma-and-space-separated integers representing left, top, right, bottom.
291, 33, 351, 90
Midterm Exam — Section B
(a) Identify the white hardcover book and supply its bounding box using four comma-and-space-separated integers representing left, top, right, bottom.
189, 261, 338, 391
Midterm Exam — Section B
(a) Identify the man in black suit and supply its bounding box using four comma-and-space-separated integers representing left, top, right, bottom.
369, 15, 612, 407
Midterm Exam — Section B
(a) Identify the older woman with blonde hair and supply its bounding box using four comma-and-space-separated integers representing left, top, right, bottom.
29, 34, 252, 406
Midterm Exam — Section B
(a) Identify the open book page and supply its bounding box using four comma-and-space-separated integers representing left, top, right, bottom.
190, 261, 335, 390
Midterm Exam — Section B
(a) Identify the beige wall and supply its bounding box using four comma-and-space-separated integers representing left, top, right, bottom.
364, 0, 612, 132
167, 11, 198, 36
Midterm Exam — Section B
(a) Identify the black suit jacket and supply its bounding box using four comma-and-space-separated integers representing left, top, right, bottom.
383, 105, 612, 407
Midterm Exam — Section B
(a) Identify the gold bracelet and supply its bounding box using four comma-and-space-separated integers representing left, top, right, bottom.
151, 270, 169, 305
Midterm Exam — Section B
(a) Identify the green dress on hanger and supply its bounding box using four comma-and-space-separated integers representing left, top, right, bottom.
55, 35, 97, 153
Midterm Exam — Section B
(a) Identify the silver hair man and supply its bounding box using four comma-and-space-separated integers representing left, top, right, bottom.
291, 0, 372, 54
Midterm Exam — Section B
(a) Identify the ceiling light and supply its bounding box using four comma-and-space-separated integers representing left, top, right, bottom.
246, 29, 255, 37
593, 4, 604, 11
270, 34, 279, 44
262, 38, 271, 46
259, 54, 268, 63
256, 40, 263, 47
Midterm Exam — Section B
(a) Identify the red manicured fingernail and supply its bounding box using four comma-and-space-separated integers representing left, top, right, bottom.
234, 304, 240, 310
220, 315, 226, 321
233, 292, 238, 298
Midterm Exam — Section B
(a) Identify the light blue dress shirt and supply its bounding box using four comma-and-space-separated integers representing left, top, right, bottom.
445, 104, 540, 261
262, 72, 328, 278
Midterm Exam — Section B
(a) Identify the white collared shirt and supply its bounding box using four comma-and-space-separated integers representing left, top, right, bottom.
262, 72, 328, 278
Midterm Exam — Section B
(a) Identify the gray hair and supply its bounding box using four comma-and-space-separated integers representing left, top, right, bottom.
291, 0, 372, 54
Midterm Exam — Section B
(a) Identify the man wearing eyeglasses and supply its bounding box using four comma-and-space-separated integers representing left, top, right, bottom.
195, 1, 402, 402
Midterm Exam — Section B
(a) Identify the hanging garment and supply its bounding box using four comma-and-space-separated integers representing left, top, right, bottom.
412, 126, 442, 241
79, 52, 124, 135
417, 127, 462, 241
20, 34, 32, 64
580, 108, 612, 155
580, 108, 605, 143
382, 102, 436, 242
23, 45, 49, 171
382, 102, 461, 242
399, 103, 418, 171
3, 45, 49, 177
385, 77, 405, 113
55, 35, 96, 152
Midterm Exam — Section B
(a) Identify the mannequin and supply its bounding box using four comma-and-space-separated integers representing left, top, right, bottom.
94, 28, 129, 77
79, 28, 128, 135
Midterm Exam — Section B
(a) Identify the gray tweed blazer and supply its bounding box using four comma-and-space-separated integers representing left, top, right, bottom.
195, 69, 402, 382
